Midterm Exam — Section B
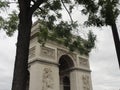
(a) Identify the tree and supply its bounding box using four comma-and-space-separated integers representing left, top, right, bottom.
0, 0, 97, 90
0, 1, 18, 36
0, 1, 9, 9
84, 0, 120, 67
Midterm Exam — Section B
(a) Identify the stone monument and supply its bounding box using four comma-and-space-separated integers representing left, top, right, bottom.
28, 22, 93, 90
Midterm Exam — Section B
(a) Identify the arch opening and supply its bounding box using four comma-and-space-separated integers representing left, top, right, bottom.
59, 55, 74, 90
63, 76, 70, 90
59, 55, 74, 72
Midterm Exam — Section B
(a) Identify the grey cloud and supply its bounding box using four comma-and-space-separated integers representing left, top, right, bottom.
90, 27, 120, 90
0, 19, 120, 90
0, 32, 16, 90
0, 75, 12, 90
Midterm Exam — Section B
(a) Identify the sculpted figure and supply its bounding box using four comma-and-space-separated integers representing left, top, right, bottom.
42, 68, 53, 90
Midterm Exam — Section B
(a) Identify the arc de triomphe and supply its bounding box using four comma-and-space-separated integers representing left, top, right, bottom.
28, 22, 93, 90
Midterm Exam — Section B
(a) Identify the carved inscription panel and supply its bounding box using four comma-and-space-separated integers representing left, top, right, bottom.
29, 46, 36, 58
79, 57, 89, 68
42, 67, 54, 90
82, 75, 90, 90
41, 47, 55, 59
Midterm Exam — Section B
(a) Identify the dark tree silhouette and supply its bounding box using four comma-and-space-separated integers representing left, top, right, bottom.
85, 0, 120, 67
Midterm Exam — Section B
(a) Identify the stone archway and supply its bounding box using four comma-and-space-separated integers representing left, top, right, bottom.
59, 55, 74, 90
28, 22, 93, 90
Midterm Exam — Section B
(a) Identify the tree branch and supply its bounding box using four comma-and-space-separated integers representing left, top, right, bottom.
31, 0, 43, 11
61, 0, 73, 23
30, 0, 45, 14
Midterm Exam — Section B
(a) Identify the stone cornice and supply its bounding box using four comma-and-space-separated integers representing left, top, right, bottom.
60, 67, 91, 73
28, 58, 59, 67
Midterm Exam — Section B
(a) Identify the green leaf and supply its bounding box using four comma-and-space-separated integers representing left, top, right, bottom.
0, 1, 9, 12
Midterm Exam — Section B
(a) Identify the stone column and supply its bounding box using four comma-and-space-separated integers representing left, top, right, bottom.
70, 70, 81, 90
70, 69, 93, 90
29, 62, 60, 90
29, 63, 43, 90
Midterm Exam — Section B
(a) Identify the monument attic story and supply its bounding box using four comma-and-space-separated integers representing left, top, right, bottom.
30, 21, 96, 56
28, 21, 93, 90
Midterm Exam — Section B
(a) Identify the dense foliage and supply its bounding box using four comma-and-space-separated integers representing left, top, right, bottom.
0, 0, 18, 36
83, 0, 120, 66
0, 0, 97, 55
0, 0, 9, 9
83, 0, 120, 67
34, 0, 97, 55
84, 0, 120, 26
38, 20, 96, 55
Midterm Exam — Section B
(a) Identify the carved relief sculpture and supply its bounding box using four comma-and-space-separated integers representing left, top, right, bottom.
57, 49, 77, 61
57, 49, 67, 59
41, 47, 55, 59
29, 46, 36, 58
82, 75, 90, 90
79, 57, 89, 68
42, 67, 54, 90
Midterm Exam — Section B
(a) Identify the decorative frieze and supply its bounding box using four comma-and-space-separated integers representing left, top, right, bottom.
41, 47, 55, 59
57, 49, 67, 58
29, 46, 36, 58
30, 37, 37, 44
57, 49, 77, 61
82, 75, 90, 90
42, 67, 54, 90
69, 53, 77, 61
79, 57, 89, 68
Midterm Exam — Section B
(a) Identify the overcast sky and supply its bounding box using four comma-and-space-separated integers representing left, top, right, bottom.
0, 24, 120, 90
0, 2, 120, 90
90, 26, 120, 90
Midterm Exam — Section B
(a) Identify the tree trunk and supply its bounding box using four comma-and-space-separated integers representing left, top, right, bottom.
11, 0, 45, 89
11, 5, 32, 90
111, 22, 120, 67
